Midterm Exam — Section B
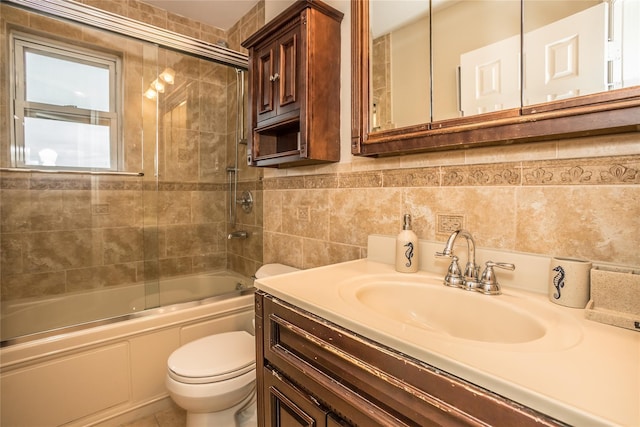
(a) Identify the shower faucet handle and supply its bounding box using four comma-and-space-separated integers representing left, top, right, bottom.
235, 190, 253, 213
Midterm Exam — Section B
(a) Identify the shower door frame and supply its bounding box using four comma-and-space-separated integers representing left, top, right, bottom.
4, 0, 249, 69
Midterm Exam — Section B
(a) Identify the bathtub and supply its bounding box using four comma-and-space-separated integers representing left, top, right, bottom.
1, 270, 253, 344
0, 271, 255, 426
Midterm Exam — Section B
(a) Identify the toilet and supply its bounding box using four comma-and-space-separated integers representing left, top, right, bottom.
166, 263, 299, 427
166, 331, 256, 427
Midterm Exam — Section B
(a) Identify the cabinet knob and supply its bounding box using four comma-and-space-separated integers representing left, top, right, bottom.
270, 73, 280, 82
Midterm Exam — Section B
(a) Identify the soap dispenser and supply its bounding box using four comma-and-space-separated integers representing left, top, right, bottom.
395, 214, 419, 273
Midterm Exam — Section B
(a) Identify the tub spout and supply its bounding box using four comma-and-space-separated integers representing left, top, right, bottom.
227, 230, 249, 239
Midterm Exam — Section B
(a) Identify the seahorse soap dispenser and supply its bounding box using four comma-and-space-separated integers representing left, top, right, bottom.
395, 214, 419, 273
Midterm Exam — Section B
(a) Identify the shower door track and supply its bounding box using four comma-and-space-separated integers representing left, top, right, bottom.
4, 0, 249, 69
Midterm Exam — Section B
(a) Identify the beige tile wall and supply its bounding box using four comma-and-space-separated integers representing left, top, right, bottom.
264, 137, 640, 270
0, 1, 265, 302
225, 2, 265, 278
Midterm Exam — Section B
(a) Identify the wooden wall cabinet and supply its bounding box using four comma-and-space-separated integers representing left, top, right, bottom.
255, 291, 566, 427
242, 0, 343, 168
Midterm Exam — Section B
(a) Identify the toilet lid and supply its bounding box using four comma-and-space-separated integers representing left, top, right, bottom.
168, 331, 255, 384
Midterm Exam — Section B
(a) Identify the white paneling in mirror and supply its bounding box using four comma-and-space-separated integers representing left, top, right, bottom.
523, 0, 640, 105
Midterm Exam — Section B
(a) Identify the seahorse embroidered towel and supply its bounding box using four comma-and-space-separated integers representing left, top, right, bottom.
549, 257, 592, 308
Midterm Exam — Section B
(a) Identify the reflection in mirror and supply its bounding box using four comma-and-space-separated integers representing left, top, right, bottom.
523, 0, 640, 106
432, 0, 521, 122
370, 1, 430, 131
353, 0, 640, 158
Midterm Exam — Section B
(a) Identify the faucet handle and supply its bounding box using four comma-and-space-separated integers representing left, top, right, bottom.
443, 256, 464, 288
486, 261, 515, 272
478, 261, 515, 295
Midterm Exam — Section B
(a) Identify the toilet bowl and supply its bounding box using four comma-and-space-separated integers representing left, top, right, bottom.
166, 331, 256, 427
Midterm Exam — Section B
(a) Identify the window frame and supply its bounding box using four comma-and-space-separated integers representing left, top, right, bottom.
10, 31, 123, 172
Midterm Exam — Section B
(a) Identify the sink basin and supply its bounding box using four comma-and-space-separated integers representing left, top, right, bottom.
338, 274, 582, 349
350, 282, 545, 344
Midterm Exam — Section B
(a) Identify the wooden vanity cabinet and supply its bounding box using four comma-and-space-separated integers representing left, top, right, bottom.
242, 0, 343, 168
255, 291, 566, 427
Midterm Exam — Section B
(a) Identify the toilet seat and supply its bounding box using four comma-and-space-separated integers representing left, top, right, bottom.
168, 331, 255, 385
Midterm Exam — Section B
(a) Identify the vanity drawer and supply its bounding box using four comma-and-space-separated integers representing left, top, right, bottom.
260, 292, 566, 427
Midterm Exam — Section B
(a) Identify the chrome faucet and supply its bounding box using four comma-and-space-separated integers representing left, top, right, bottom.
436, 229, 480, 291
436, 229, 515, 295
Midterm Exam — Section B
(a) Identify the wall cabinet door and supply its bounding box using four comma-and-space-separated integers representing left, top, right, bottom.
256, 25, 301, 126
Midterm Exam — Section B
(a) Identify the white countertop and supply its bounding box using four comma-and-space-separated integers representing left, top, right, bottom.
256, 255, 640, 426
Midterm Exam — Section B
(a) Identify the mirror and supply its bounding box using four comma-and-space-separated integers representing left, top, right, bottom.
370, 1, 430, 131
352, 0, 640, 157
433, 0, 520, 121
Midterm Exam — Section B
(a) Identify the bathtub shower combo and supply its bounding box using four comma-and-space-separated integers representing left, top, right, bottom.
1, 271, 254, 341
0, 1, 259, 425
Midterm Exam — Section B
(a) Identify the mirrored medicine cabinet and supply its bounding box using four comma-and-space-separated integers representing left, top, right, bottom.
351, 0, 640, 157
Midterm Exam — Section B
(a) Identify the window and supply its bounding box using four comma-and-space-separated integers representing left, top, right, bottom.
10, 32, 122, 171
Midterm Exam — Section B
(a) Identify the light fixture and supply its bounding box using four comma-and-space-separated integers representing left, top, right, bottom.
144, 88, 157, 100
159, 68, 175, 85
151, 78, 165, 93
144, 67, 176, 99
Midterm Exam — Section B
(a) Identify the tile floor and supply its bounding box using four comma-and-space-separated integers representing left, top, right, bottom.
121, 403, 186, 427
121, 400, 257, 427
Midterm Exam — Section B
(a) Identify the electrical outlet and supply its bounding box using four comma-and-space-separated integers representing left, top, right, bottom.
297, 206, 310, 222
437, 214, 464, 234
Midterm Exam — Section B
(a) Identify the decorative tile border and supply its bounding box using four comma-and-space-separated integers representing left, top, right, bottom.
262, 155, 640, 190
382, 168, 441, 187
522, 157, 640, 185
441, 163, 521, 186
304, 174, 339, 189
339, 171, 382, 188
0, 173, 234, 191
6, 156, 635, 192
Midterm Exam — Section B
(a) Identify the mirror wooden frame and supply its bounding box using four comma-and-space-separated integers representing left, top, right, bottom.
351, 0, 640, 157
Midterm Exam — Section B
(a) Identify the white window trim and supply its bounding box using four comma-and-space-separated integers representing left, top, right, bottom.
10, 31, 123, 171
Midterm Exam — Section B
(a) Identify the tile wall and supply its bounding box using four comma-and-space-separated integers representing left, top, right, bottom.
0, 0, 265, 303
263, 134, 640, 270
225, 1, 266, 277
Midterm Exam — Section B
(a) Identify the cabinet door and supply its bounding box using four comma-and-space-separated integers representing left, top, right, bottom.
276, 24, 301, 118
257, 44, 276, 122
263, 367, 329, 427
256, 25, 301, 127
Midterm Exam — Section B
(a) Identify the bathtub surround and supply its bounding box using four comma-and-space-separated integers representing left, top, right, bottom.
0, 174, 228, 298
0, 1, 265, 311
